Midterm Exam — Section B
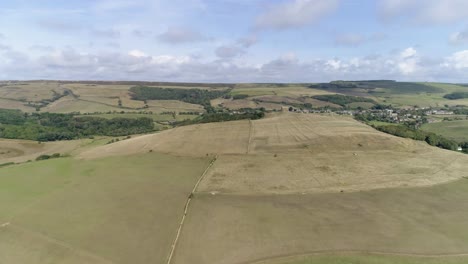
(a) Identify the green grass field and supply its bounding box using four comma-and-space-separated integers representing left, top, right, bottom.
0, 153, 210, 264
173, 178, 468, 264
421, 120, 468, 142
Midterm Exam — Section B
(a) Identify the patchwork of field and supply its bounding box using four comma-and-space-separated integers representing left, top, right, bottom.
0, 154, 210, 264
0, 81, 208, 114
421, 120, 468, 143
3, 110, 468, 264
83, 113, 468, 194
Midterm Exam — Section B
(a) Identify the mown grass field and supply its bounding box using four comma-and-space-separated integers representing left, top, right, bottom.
265, 254, 468, 264
0, 153, 210, 264
421, 120, 468, 142
173, 179, 468, 264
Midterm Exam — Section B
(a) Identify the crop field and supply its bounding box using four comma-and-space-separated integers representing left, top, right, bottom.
84, 113, 468, 194
198, 114, 467, 194
230, 86, 332, 98
421, 120, 468, 142
0, 153, 210, 264
81, 120, 252, 158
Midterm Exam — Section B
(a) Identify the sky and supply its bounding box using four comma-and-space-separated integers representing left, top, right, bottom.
0, 0, 467, 83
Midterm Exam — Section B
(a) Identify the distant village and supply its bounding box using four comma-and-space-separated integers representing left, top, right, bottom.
287, 105, 466, 129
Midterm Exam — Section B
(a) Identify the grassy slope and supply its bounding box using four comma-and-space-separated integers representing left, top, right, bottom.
421, 120, 468, 142
269, 254, 468, 264
0, 154, 210, 264
371, 83, 468, 108
173, 179, 468, 264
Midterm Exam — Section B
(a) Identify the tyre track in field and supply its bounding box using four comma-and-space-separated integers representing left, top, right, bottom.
166, 155, 218, 264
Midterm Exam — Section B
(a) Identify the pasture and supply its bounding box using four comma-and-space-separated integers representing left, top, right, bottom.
173, 179, 468, 264
0, 153, 210, 264
264, 254, 468, 264
421, 120, 468, 142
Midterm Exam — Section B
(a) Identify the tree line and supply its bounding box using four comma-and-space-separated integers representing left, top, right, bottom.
0, 109, 154, 141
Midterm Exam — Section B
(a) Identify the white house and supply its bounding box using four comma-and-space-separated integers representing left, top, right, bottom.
457, 147, 463, 151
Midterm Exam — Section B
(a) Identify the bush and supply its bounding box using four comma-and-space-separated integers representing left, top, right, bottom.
36, 153, 61, 161
232, 94, 249, 100
36, 154, 51, 161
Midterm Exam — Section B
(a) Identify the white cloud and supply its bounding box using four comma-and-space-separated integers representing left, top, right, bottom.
255, 0, 339, 30
398, 47, 419, 75
379, 0, 468, 25
449, 28, 468, 45
157, 27, 208, 44
128, 49, 147, 58
1, 46, 468, 83
443, 50, 468, 69
400, 47, 417, 59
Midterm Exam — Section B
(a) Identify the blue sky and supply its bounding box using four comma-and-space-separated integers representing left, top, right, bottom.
0, 0, 467, 82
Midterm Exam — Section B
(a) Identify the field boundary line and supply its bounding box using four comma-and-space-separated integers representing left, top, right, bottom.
166, 155, 218, 264
7, 223, 115, 264
244, 249, 468, 264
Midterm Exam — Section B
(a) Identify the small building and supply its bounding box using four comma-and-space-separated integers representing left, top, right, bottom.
457, 147, 463, 151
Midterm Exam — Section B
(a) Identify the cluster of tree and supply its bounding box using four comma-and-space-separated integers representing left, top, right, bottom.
454, 108, 468, 115
0, 109, 154, 141
232, 94, 249, 100
372, 124, 459, 151
309, 80, 443, 94
312, 94, 376, 107
129, 86, 229, 113
443, 92, 468, 100
175, 109, 265, 126
0, 109, 26, 125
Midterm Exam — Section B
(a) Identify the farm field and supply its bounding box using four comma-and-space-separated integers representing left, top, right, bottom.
0, 138, 111, 164
84, 113, 468, 194
0, 153, 210, 264
2, 80, 468, 264
262, 254, 468, 264
421, 120, 468, 142
172, 179, 468, 264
